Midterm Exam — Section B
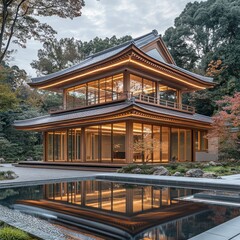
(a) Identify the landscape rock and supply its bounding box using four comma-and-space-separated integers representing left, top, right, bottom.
203, 163, 210, 167
131, 167, 142, 174
0, 158, 5, 163
202, 172, 218, 179
153, 166, 169, 176
185, 168, 204, 178
173, 171, 182, 177
2, 171, 18, 180
26, 157, 33, 161
209, 161, 222, 166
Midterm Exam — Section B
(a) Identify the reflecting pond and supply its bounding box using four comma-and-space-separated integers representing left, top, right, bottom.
0, 180, 240, 239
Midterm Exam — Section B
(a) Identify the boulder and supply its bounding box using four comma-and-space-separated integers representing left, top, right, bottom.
209, 161, 222, 166
0, 158, 5, 163
173, 171, 183, 177
131, 167, 142, 174
202, 172, 218, 179
3, 171, 18, 180
185, 169, 204, 178
26, 157, 33, 161
153, 166, 169, 176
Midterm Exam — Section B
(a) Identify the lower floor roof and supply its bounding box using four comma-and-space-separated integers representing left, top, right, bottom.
14, 99, 212, 131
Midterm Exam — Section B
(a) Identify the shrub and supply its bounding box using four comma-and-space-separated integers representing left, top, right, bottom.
0, 227, 32, 240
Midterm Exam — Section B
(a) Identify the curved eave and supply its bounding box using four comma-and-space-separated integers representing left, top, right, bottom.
29, 44, 214, 91
130, 45, 215, 89
14, 102, 212, 131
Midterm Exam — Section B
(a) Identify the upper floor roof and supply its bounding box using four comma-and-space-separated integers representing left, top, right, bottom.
29, 30, 214, 90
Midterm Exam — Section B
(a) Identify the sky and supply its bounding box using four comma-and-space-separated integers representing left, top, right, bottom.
11, 0, 202, 77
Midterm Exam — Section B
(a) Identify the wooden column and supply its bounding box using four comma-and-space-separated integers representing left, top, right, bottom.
126, 121, 133, 163
123, 70, 130, 98
178, 90, 182, 105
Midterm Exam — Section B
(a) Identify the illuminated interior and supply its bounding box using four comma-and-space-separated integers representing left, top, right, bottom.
66, 74, 124, 109
44, 180, 194, 215
45, 122, 208, 163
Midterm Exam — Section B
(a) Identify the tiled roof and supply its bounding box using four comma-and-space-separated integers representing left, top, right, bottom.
14, 101, 212, 128
31, 30, 213, 84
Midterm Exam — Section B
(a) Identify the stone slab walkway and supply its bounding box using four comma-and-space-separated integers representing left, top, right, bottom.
0, 164, 101, 189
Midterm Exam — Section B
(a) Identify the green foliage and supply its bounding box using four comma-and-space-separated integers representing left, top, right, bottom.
0, 227, 32, 240
0, 0, 85, 62
31, 35, 132, 75
163, 0, 240, 116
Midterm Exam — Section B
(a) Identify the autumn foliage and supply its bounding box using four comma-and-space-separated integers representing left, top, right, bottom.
211, 92, 240, 159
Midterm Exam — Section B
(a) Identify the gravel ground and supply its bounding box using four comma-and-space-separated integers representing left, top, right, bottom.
0, 205, 96, 240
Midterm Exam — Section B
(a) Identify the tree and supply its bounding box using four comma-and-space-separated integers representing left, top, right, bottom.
31, 35, 132, 75
132, 133, 159, 163
0, 0, 85, 63
163, 0, 240, 115
211, 92, 240, 159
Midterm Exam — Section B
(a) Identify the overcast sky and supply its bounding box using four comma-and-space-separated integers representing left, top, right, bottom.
11, 0, 202, 77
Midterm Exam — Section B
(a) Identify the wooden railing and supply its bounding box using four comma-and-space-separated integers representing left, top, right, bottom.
49, 92, 195, 114
134, 94, 195, 113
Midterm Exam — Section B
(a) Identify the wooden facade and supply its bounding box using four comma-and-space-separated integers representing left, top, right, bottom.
14, 30, 216, 165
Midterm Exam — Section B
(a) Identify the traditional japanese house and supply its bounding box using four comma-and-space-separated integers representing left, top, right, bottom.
14, 30, 217, 167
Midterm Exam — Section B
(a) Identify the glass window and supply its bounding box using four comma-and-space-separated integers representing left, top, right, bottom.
47, 132, 54, 161
113, 123, 126, 162
105, 77, 113, 102
68, 129, 75, 161
143, 78, 155, 97
113, 74, 123, 100
86, 126, 100, 161
133, 123, 143, 162
186, 130, 192, 161
143, 124, 152, 162
101, 124, 112, 162
159, 85, 178, 103
88, 80, 99, 105
67, 85, 86, 109
162, 127, 169, 162
130, 74, 142, 95
153, 126, 160, 162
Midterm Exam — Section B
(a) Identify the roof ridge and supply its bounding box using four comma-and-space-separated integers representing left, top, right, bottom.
85, 29, 158, 59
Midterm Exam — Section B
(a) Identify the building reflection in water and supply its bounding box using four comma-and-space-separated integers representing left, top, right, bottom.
15, 180, 240, 240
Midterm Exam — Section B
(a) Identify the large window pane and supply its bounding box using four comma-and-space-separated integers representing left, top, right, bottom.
47, 132, 54, 161
179, 129, 185, 161
67, 85, 86, 109
68, 129, 75, 161
113, 74, 123, 100
186, 130, 192, 161
113, 123, 126, 162
143, 124, 152, 162
101, 124, 112, 162
162, 127, 169, 162
143, 78, 155, 97
153, 126, 160, 162
86, 126, 100, 161
133, 123, 143, 162
159, 85, 178, 103
87, 80, 99, 105
105, 77, 113, 102
130, 75, 142, 95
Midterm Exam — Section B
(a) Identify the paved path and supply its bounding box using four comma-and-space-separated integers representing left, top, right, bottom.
0, 164, 101, 188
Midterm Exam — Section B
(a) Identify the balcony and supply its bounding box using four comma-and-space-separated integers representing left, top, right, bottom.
134, 94, 195, 114
49, 92, 195, 114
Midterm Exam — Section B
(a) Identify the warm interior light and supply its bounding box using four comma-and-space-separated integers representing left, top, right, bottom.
38, 57, 206, 90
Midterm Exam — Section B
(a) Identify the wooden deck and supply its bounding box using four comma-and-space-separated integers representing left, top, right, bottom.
16, 161, 124, 172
